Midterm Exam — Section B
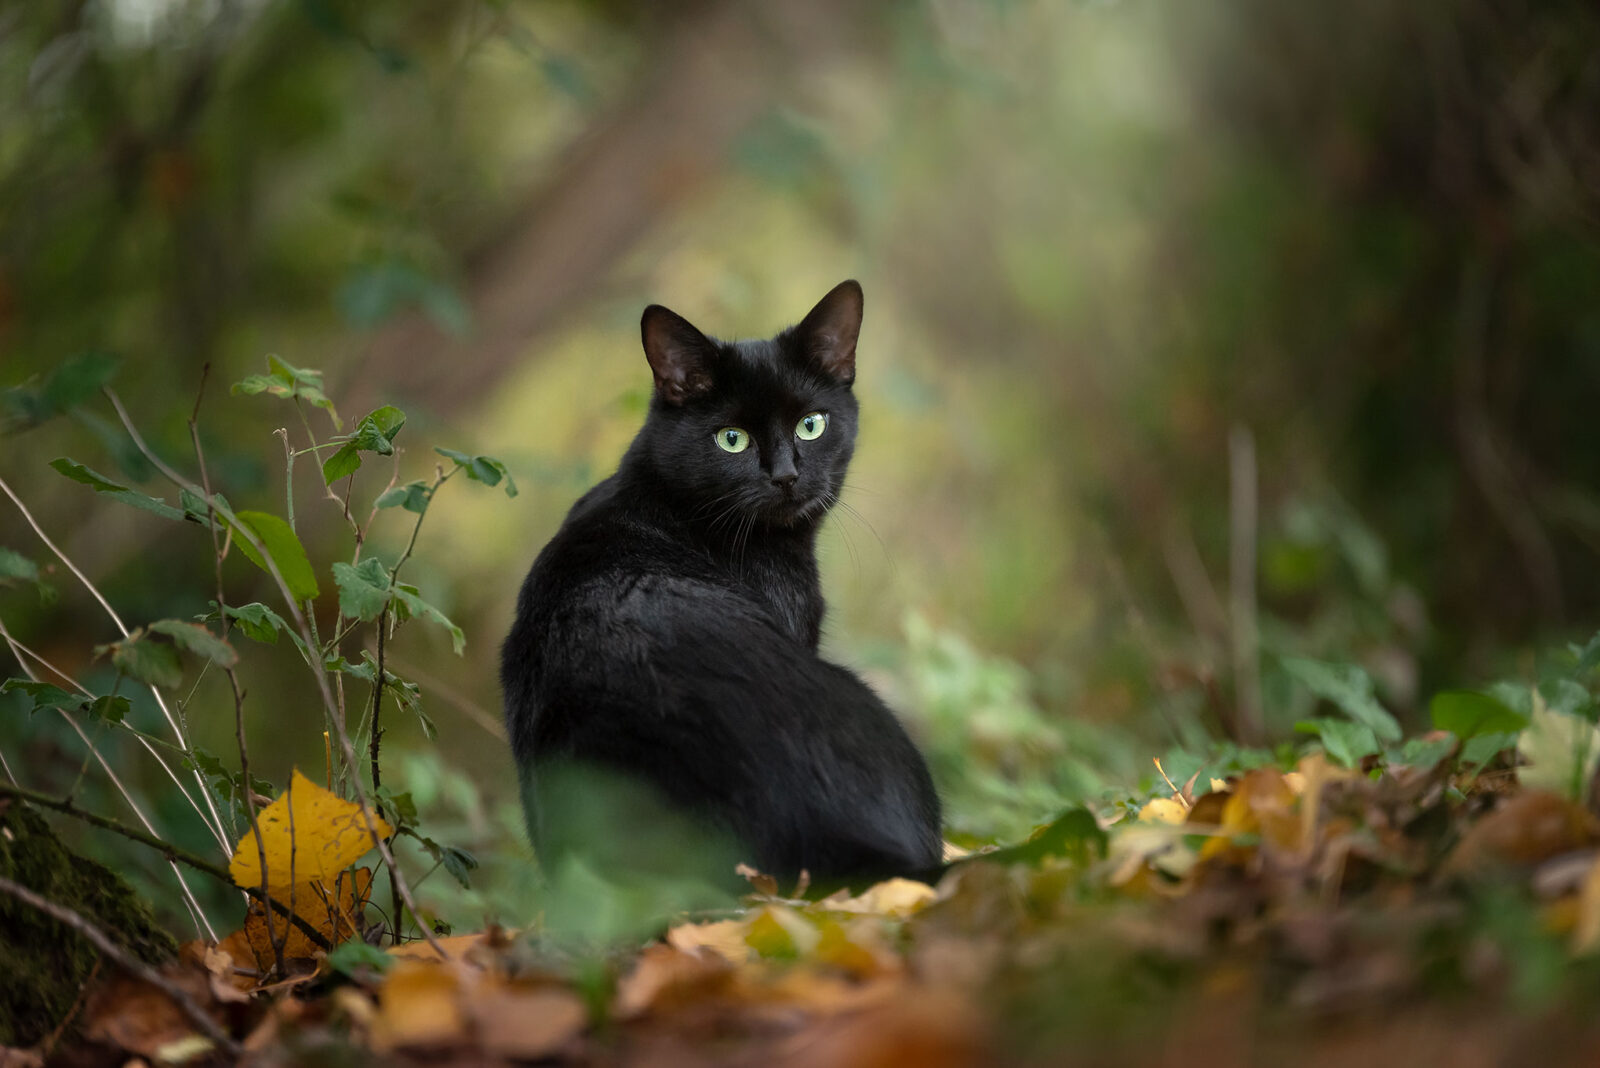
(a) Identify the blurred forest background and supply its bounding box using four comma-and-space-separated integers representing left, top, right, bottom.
2, 0, 1598, 932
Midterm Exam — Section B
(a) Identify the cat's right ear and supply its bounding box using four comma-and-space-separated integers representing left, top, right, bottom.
641, 305, 716, 406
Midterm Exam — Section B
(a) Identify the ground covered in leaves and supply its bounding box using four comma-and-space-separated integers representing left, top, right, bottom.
21, 717, 1600, 1068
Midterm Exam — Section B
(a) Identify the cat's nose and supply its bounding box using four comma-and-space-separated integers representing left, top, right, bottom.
771, 471, 798, 490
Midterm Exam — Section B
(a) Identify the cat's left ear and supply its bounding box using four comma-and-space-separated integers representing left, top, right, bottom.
795, 280, 863, 386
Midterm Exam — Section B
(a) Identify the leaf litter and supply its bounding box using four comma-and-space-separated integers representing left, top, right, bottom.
46, 741, 1600, 1065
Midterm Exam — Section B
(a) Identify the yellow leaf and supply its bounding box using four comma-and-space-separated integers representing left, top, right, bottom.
814, 877, 938, 918
1574, 854, 1600, 955
1138, 797, 1189, 825
744, 905, 817, 958
228, 769, 392, 893
666, 918, 753, 965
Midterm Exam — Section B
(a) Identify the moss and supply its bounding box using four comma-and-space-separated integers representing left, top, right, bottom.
0, 802, 178, 1047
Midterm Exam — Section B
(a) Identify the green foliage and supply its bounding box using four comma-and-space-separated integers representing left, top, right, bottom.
231, 357, 341, 429
321, 405, 407, 486
0, 548, 53, 603
0, 353, 121, 435
49, 458, 184, 522
229, 510, 320, 602
435, 448, 518, 497
0, 680, 128, 725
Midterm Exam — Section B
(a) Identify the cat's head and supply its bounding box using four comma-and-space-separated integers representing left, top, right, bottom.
635, 280, 863, 530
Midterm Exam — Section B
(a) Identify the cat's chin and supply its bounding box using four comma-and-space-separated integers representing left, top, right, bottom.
763, 495, 829, 529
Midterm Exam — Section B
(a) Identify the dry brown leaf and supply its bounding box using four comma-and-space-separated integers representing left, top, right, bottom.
80, 971, 207, 1058
614, 944, 735, 1019
373, 958, 465, 1049
387, 930, 500, 962
469, 979, 587, 1059
1445, 790, 1599, 875
667, 917, 754, 965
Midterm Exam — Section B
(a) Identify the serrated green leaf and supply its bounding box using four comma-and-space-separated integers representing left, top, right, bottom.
1430, 691, 1528, 740
349, 406, 406, 454
99, 632, 184, 689
1, 680, 79, 712
1281, 656, 1402, 743
322, 443, 361, 485
218, 602, 284, 644
375, 480, 430, 514
393, 583, 464, 654
435, 447, 518, 498
324, 653, 377, 682
230, 511, 320, 602
0, 547, 53, 603
1518, 689, 1600, 803
231, 355, 341, 429
86, 695, 130, 724
332, 557, 391, 621
50, 458, 185, 521
377, 788, 418, 827
147, 619, 238, 669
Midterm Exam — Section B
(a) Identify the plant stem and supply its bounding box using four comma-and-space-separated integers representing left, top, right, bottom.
191, 367, 287, 979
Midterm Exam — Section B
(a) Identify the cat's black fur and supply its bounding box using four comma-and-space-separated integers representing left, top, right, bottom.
501, 281, 942, 884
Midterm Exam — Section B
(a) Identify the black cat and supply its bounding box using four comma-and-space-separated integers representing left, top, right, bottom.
501, 280, 942, 886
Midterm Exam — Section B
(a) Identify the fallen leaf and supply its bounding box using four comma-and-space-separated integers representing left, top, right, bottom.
1139, 796, 1189, 825
745, 905, 819, 958
815, 877, 938, 918
1446, 790, 1598, 874
667, 917, 754, 965
240, 866, 373, 968
1518, 690, 1600, 803
1572, 853, 1600, 954
81, 971, 207, 1058
228, 770, 393, 893
469, 980, 587, 1059
373, 959, 463, 1049
614, 943, 735, 1018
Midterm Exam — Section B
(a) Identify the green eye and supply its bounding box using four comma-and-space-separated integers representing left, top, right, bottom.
715, 427, 750, 453
795, 412, 827, 441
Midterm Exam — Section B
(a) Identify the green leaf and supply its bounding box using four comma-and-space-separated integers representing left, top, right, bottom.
0, 547, 54, 603
1383, 734, 1456, 772
435, 447, 518, 498
1295, 717, 1382, 768
393, 583, 465, 654
147, 619, 238, 669
322, 443, 361, 485
1280, 656, 1401, 743
349, 406, 406, 454
375, 480, 431, 514
440, 845, 478, 887
216, 602, 283, 644
98, 632, 184, 689
49, 458, 185, 521
327, 939, 392, 977
86, 695, 131, 724
984, 807, 1107, 867
1518, 690, 1600, 803
0, 680, 128, 724
1461, 730, 1519, 769
1, 352, 120, 433
332, 557, 391, 621
231, 355, 341, 429
1575, 631, 1600, 676
230, 511, 320, 602
1430, 691, 1528, 740
377, 787, 418, 827
324, 653, 377, 683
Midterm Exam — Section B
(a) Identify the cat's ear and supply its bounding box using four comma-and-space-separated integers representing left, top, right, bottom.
795, 280, 863, 385
641, 305, 716, 405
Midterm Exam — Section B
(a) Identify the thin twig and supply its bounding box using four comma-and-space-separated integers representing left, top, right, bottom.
1228, 424, 1264, 746
190, 365, 287, 978
0, 874, 241, 1057
0, 616, 214, 940
0, 472, 232, 856
0, 780, 332, 950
